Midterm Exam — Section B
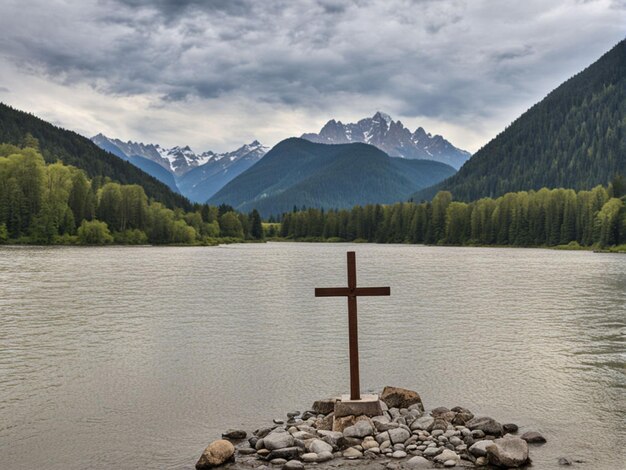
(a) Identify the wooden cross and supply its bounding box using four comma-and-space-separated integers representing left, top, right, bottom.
315, 251, 390, 400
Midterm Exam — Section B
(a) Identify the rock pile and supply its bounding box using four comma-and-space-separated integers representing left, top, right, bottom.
196, 386, 547, 469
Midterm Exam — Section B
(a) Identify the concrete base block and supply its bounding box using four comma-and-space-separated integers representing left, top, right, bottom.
334, 394, 382, 418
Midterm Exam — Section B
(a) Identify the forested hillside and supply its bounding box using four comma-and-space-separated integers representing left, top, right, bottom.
415, 39, 625, 202
0, 144, 264, 244
0, 103, 192, 210
209, 138, 455, 216
280, 178, 626, 248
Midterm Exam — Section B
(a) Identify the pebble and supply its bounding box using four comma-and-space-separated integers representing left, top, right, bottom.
392, 450, 407, 458
317, 451, 333, 462
270, 458, 287, 465
282, 461, 303, 470
301, 453, 317, 462
475, 456, 488, 466
521, 431, 546, 443
443, 459, 456, 467
273, 419, 284, 424
503, 423, 519, 433
222, 429, 247, 440
343, 447, 362, 459
558, 457, 572, 465
423, 446, 442, 457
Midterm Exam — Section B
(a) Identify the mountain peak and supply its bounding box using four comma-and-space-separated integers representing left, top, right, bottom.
373, 111, 393, 125
301, 113, 470, 169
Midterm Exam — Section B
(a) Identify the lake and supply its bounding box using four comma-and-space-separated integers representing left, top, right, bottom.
0, 243, 624, 469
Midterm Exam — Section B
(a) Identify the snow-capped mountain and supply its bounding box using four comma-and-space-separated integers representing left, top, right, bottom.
90, 134, 267, 202
301, 112, 471, 169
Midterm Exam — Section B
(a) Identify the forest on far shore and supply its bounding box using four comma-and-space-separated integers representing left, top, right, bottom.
1, 139, 624, 250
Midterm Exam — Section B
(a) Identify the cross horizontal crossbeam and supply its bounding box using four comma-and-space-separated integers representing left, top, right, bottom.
314, 287, 391, 297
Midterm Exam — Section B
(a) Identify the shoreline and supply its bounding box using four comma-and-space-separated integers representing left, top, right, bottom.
1, 239, 625, 253
196, 387, 553, 470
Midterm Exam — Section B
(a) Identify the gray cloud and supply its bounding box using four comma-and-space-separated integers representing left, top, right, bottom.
0, 0, 624, 152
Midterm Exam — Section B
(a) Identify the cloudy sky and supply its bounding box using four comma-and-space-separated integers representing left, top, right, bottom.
0, 0, 623, 153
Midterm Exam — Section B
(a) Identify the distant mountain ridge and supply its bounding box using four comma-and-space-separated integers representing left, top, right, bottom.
208, 137, 456, 216
413, 39, 626, 202
302, 111, 471, 169
91, 134, 267, 202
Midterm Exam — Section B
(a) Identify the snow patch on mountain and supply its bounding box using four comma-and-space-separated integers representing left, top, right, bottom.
301, 112, 471, 169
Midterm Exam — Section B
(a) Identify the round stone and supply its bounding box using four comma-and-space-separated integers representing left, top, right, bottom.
282, 461, 304, 470
392, 450, 407, 459
444, 459, 456, 467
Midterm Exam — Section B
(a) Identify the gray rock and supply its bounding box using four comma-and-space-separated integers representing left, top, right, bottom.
337, 436, 361, 449
301, 453, 317, 463
270, 458, 287, 466
317, 450, 333, 462
273, 419, 285, 424
475, 456, 488, 466
375, 431, 390, 444
466, 417, 503, 437
423, 446, 443, 457
392, 450, 407, 459
267, 447, 301, 461
558, 457, 572, 465
222, 429, 246, 440
451, 407, 474, 426
254, 427, 273, 438
449, 436, 463, 446
430, 418, 449, 432
393, 443, 405, 451
343, 420, 375, 438
521, 431, 546, 444
434, 449, 460, 464
291, 431, 316, 440
312, 398, 337, 415
308, 439, 333, 454
503, 423, 519, 433
471, 429, 485, 439
282, 460, 304, 470
317, 430, 343, 447
410, 416, 434, 431
469, 440, 492, 457
388, 427, 411, 444
238, 448, 256, 455
380, 386, 424, 410
343, 447, 363, 459
486, 436, 529, 468
443, 460, 456, 467
406, 455, 432, 469
263, 432, 295, 451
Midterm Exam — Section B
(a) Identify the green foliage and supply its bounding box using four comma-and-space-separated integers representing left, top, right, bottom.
0, 223, 7, 243
0, 102, 191, 210
415, 40, 626, 202
113, 229, 148, 245
77, 220, 113, 245
279, 186, 623, 248
219, 211, 244, 238
0, 146, 224, 245
250, 209, 264, 239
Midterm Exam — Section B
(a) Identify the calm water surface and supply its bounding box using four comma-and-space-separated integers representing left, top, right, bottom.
0, 244, 624, 469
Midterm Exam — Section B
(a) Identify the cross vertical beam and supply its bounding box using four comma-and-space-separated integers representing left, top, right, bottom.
315, 251, 390, 402
346, 252, 360, 400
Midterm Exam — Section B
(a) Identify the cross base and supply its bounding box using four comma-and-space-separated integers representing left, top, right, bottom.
334, 394, 382, 418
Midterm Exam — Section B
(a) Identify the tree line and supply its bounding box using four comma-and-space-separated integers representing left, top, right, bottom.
0, 143, 263, 245
279, 180, 626, 249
